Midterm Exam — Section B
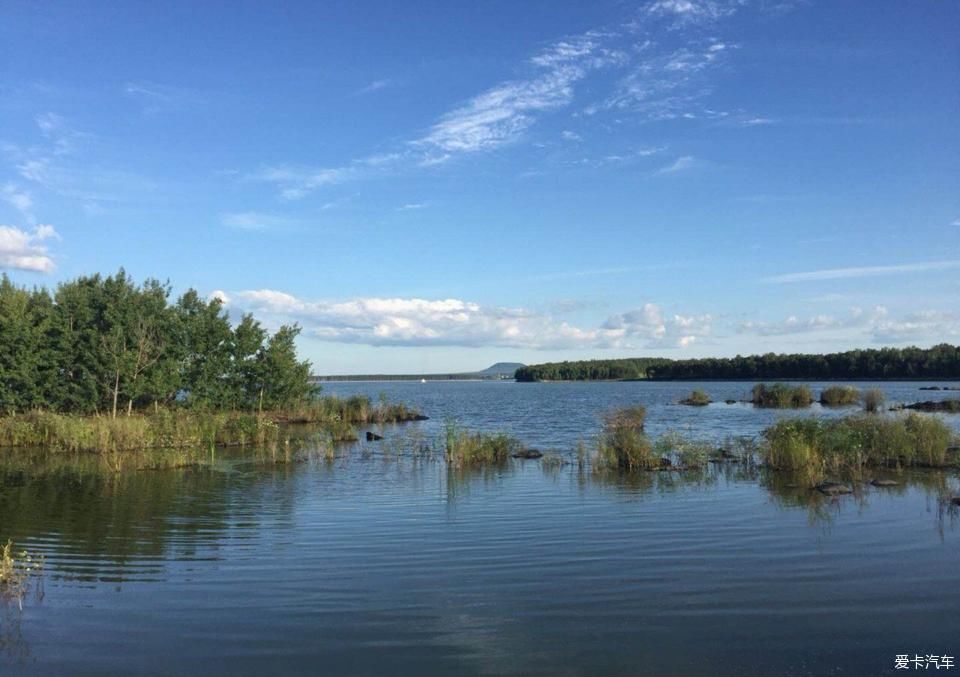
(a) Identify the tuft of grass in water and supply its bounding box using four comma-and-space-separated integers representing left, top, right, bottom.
819, 386, 861, 407
443, 421, 520, 467
594, 405, 659, 471
679, 390, 711, 406
863, 388, 886, 413
751, 383, 814, 409
1, 540, 43, 610
652, 432, 711, 468
761, 412, 955, 475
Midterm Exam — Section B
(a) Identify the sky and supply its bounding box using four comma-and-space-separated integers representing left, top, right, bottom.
0, 0, 958, 374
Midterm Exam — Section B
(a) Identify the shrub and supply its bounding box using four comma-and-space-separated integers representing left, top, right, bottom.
444, 422, 519, 467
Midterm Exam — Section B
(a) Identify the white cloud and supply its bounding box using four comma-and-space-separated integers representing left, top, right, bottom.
561, 130, 583, 141
355, 79, 391, 95
396, 203, 426, 211
740, 306, 960, 345
765, 260, 960, 284
217, 289, 705, 350
0, 224, 59, 273
951, 218, 960, 226
646, 0, 741, 26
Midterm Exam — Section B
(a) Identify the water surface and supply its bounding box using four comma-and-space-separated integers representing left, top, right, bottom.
2, 381, 958, 676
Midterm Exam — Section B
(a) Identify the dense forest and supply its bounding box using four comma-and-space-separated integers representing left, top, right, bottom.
515, 345, 960, 382
514, 358, 672, 382
0, 271, 313, 416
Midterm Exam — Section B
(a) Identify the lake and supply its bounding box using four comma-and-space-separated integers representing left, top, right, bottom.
2, 380, 959, 676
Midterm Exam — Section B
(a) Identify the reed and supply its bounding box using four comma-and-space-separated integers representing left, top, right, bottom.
594, 405, 658, 471
679, 390, 711, 406
761, 413, 955, 473
443, 421, 520, 467
863, 388, 886, 413
751, 383, 814, 409
819, 386, 861, 407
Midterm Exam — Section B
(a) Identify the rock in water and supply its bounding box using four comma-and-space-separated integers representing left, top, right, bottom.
870, 479, 899, 487
951, 496, 960, 507
511, 448, 543, 459
365, 431, 383, 441
816, 481, 853, 496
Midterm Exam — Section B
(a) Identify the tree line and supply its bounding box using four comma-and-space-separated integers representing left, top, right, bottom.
514, 358, 672, 382
515, 345, 960, 382
0, 270, 314, 416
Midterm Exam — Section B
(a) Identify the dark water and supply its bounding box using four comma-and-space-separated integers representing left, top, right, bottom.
2, 381, 959, 676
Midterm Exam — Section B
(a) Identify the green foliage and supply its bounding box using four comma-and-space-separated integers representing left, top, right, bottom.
680, 389, 711, 406
517, 345, 960, 381
863, 388, 886, 413
819, 386, 861, 406
761, 413, 955, 473
0, 271, 313, 415
751, 383, 813, 408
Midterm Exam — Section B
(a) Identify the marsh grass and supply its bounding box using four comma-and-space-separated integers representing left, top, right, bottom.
819, 386, 861, 407
652, 432, 712, 468
679, 390, 711, 406
863, 388, 886, 413
751, 383, 814, 409
443, 422, 520, 467
762, 413, 955, 477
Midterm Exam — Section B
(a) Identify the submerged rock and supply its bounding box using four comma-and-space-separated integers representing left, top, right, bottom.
815, 481, 853, 496
951, 496, 960, 507
365, 431, 383, 441
870, 479, 899, 487
724, 399, 737, 405
659, 457, 673, 469
511, 448, 543, 459
412, 414, 430, 421
903, 399, 960, 412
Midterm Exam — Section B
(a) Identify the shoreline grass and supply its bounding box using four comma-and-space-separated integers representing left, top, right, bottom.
443, 422, 521, 467
0, 395, 425, 455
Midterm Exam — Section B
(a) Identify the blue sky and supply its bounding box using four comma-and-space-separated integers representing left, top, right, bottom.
1, 0, 958, 374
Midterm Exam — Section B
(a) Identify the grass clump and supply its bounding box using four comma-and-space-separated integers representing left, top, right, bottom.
762, 413, 955, 474
443, 422, 520, 467
679, 390, 711, 406
1, 540, 43, 610
594, 406, 660, 471
863, 388, 886, 413
652, 432, 712, 468
751, 383, 814, 409
819, 386, 861, 407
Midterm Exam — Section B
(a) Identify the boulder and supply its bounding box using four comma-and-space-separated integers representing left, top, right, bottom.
815, 481, 853, 496
365, 431, 383, 441
870, 479, 899, 487
511, 448, 543, 459
951, 496, 960, 507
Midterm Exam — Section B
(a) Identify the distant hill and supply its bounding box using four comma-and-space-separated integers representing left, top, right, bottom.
311, 362, 527, 382
476, 362, 526, 377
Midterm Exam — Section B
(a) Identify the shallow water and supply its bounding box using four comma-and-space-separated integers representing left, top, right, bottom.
1, 381, 959, 676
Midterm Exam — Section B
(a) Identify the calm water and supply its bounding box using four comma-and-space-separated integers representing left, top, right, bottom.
2, 381, 959, 676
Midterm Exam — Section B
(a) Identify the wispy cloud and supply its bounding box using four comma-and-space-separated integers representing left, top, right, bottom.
951, 218, 960, 226
1, 184, 34, 222
0, 223, 59, 273
354, 79, 392, 95
396, 203, 426, 211
416, 31, 622, 156
220, 212, 298, 231
765, 260, 960, 284
124, 81, 200, 114
656, 155, 699, 174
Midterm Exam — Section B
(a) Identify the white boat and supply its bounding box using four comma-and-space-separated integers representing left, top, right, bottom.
420, 378, 426, 383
